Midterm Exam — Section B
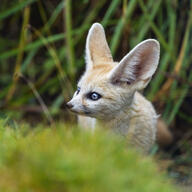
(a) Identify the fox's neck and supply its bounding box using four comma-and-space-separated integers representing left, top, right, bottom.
96, 93, 136, 136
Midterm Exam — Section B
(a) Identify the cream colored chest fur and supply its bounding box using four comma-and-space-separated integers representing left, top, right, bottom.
78, 92, 157, 153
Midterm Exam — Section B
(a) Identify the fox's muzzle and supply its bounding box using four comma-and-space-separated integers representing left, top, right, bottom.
66, 101, 73, 109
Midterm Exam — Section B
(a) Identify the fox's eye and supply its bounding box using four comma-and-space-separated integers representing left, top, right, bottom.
76, 87, 80, 95
88, 92, 101, 101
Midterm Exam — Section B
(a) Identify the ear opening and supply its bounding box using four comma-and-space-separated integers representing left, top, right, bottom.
109, 39, 160, 89
85, 23, 113, 70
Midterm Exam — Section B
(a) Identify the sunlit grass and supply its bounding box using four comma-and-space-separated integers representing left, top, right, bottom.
0, 121, 177, 191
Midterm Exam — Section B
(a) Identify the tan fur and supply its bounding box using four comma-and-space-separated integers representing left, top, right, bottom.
86, 24, 113, 65
86, 63, 115, 83
67, 23, 172, 153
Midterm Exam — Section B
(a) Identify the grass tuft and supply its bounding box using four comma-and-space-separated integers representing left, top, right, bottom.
0, 121, 177, 192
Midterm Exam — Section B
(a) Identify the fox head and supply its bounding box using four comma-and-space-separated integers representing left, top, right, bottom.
67, 23, 160, 120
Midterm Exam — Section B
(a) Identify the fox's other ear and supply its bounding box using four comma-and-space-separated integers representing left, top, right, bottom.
85, 23, 113, 70
109, 39, 160, 89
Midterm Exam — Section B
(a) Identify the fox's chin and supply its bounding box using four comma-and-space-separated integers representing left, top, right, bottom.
70, 108, 92, 116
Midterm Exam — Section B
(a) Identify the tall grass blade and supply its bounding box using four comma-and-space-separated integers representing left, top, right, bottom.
6, 6, 31, 102
102, 0, 120, 27
110, 0, 137, 54
0, 0, 36, 20
0, 34, 65, 59
64, 0, 75, 78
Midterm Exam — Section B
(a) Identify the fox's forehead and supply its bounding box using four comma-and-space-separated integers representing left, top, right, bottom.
78, 63, 116, 88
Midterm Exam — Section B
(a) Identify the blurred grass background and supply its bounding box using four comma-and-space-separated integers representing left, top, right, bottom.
0, 0, 192, 188
0, 0, 191, 126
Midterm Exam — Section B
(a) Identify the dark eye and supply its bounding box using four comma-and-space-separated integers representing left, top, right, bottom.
76, 87, 80, 95
88, 92, 101, 101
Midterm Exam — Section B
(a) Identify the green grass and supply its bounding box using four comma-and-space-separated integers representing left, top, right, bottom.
0, 1, 191, 190
0, 121, 177, 192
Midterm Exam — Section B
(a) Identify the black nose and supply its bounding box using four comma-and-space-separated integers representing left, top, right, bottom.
66, 102, 73, 109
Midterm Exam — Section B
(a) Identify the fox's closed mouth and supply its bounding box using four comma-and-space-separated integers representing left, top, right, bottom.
69, 108, 91, 115
84, 111, 91, 115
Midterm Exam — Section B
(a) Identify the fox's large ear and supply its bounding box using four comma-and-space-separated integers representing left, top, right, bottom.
108, 39, 160, 89
85, 23, 113, 70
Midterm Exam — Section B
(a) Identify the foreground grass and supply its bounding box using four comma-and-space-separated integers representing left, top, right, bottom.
0, 121, 177, 192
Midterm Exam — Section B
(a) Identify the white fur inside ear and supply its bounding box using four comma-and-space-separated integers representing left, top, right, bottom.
109, 39, 160, 87
85, 23, 113, 70
85, 23, 101, 69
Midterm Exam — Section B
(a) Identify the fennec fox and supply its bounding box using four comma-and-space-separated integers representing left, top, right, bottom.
67, 23, 171, 152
